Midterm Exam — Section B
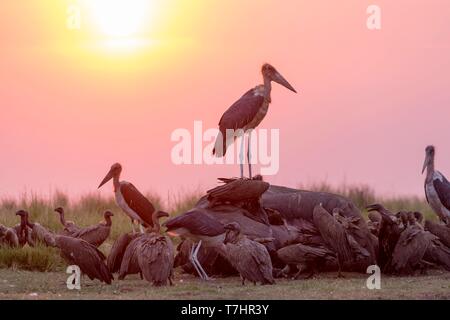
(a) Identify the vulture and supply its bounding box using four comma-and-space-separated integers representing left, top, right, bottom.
68, 211, 113, 247
107, 232, 142, 273
136, 211, 174, 286
206, 178, 270, 225
366, 204, 403, 271
44, 233, 113, 284
260, 185, 377, 263
20, 210, 52, 246
223, 222, 275, 285
12, 210, 33, 247
312, 204, 353, 277
367, 210, 381, 236
424, 220, 450, 248
118, 235, 143, 280
119, 211, 174, 286
54, 207, 81, 235
277, 243, 336, 279
422, 145, 450, 223
0, 224, 19, 247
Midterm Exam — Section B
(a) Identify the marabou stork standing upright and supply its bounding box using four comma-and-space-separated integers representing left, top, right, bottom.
422, 146, 450, 223
213, 63, 297, 178
98, 163, 157, 233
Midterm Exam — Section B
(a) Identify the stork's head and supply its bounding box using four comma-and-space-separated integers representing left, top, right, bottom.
54, 207, 64, 215
261, 63, 297, 93
422, 145, 435, 174
224, 222, 241, 244
98, 163, 122, 188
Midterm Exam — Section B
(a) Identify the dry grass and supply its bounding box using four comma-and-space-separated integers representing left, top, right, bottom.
0, 269, 449, 300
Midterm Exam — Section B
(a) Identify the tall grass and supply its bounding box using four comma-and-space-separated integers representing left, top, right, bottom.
0, 189, 202, 272
0, 184, 435, 272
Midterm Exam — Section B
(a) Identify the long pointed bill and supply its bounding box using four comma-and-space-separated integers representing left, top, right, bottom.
421, 156, 429, 174
274, 72, 297, 93
98, 170, 114, 189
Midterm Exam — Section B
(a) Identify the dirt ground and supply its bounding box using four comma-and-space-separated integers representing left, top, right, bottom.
0, 269, 449, 300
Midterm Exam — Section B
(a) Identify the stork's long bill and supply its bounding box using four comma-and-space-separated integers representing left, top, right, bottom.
98, 169, 114, 189
273, 71, 297, 93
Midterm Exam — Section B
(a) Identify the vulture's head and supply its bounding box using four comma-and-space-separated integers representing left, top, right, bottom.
224, 222, 241, 244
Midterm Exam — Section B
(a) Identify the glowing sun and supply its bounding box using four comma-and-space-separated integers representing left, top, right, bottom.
85, 0, 151, 37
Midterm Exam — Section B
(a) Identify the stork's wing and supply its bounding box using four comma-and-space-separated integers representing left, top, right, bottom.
433, 172, 450, 211
213, 88, 264, 156
120, 182, 155, 227
164, 210, 225, 237
312, 205, 353, 262
71, 224, 110, 247
207, 179, 270, 202
137, 235, 174, 285
59, 237, 112, 284
107, 233, 139, 273
424, 220, 450, 248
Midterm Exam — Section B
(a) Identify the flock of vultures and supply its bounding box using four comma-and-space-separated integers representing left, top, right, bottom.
0, 144, 449, 287
1, 64, 450, 288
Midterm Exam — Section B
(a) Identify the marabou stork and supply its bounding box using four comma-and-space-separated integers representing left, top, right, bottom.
422, 145, 450, 223
213, 63, 297, 178
98, 163, 158, 233
163, 209, 226, 280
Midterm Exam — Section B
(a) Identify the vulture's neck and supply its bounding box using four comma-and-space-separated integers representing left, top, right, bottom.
104, 216, 112, 227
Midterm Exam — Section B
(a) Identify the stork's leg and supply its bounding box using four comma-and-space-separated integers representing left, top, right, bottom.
193, 241, 211, 280
189, 242, 204, 278
247, 130, 252, 179
239, 134, 245, 178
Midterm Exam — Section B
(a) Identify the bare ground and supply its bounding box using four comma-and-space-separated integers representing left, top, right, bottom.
0, 269, 449, 300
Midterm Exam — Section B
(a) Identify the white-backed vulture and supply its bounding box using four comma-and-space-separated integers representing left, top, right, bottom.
223, 222, 274, 285
68, 211, 113, 247
44, 233, 113, 284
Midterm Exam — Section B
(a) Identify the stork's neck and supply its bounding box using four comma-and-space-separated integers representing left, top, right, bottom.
263, 77, 272, 103
113, 175, 120, 192
425, 157, 435, 182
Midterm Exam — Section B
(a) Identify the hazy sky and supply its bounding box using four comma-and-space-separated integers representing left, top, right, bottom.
1, 0, 449, 200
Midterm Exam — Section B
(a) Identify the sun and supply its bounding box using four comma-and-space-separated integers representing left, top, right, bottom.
84, 0, 151, 37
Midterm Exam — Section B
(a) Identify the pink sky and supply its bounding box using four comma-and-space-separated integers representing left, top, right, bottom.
1, 0, 449, 200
